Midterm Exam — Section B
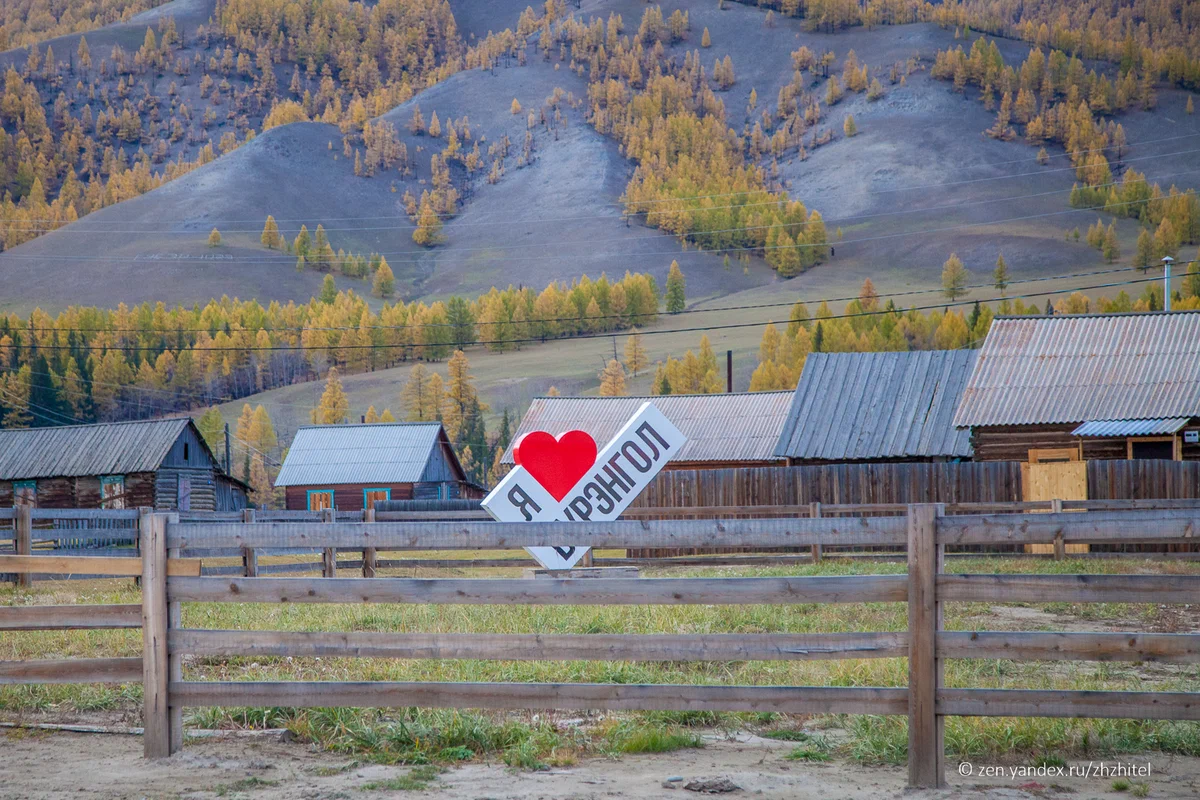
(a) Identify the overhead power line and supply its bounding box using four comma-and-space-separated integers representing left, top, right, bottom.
10, 263, 1163, 335
9, 269, 1193, 354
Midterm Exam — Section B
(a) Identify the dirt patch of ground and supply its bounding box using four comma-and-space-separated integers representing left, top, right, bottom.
2, 728, 1198, 799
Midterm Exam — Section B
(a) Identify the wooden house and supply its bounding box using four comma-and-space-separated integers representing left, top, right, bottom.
502, 392, 793, 471
274, 422, 484, 511
954, 311, 1200, 463
0, 418, 249, 511
774, 351, 977, 465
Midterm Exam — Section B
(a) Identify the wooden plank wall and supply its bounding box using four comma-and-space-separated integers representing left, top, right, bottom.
627, 462, 1024, 556
1088, 460, 1200, 500
627, 461, 1200, 556
632, 462, 1025, 510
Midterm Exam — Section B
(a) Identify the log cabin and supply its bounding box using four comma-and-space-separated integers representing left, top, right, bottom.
274, 422, 484, 511
0, 418, 249, 511
953, 311, 1200, 462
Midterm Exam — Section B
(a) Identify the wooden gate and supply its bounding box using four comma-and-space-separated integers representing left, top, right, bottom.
1022, 460, 1089, 554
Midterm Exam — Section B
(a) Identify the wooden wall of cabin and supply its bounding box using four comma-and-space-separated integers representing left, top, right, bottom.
972, 424, 1200, 462
0, 472, 155, 508
971, 425, 1122, 461
155, 467, 247, 512
284, 483, 416, 511
283, 481, 482, 510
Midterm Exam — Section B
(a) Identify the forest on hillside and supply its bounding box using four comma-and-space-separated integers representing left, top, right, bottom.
3, 0, 1200, 498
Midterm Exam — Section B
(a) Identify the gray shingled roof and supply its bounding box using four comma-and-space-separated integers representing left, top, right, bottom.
274, 422, 460, 486
954, 311, 1200, 427
0, 418, 194, 480
501, 393, 793, 466
774, 350, 976, 461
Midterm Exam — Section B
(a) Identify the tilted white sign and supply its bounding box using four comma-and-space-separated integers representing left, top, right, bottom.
481, 402, 686, 569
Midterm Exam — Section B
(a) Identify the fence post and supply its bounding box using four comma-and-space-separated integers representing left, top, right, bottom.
166, 512, 183, 754
14, 504, 32, 589
141, 511, 175, 758
134, 506, 152, 589
321, 508, 337, 577
362, 508, 376, 578
907, 503, 944, 789
809, 502, 822, 563
1051, 499, 1065, 560
241, 508, 258, 577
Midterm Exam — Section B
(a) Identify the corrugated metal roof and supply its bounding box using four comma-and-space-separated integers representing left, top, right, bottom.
774, 350, 976, 461
274, 422, 454, 486
501, 393, 793, 465
0, 418, 192, 480
1071, 418, 1190, 437
954, 311, 1200, 427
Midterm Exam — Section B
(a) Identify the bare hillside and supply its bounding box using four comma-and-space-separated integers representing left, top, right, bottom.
2, 1, 1198, 317
0, 52, 772, 313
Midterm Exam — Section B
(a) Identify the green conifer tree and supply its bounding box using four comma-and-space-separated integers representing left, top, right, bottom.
665, 260, 686, 313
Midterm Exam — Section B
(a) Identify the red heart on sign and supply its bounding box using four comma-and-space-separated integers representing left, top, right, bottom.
513, 430, 597, 502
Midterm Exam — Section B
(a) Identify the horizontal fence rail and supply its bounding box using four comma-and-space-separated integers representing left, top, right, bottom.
167, 575, 909, 605
168, 682, 912, 716
11, 499, 1200, 586
0, 658, 143, 685
166, 517, 910, 551
938, 631, 1200, 663
937, 689, 1200, 721
0, 604, 142, 631
170, 630, 909, 661
5, 505, 1200, 790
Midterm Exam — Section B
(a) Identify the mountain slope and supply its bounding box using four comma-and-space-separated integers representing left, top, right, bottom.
2, 1, 1198, 316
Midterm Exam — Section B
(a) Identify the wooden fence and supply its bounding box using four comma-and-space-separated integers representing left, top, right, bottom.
634, 460, 1200, 509
9, 498, 1200, 587
4, 507, 1199, 788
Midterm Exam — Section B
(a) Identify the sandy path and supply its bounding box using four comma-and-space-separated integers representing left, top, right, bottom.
2, 729, 1199, 799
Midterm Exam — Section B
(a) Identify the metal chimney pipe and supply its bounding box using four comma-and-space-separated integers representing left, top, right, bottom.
726, 349, 733, 393
1163, 256, 1175, 312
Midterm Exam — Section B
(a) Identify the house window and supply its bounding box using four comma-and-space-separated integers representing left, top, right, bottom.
183, 442, 190, 462
307, 489, 335, 511
13, 480, 36, 508
363, 488, 390, 508
1128, 437, 1178, 460
101, 476, 126, 509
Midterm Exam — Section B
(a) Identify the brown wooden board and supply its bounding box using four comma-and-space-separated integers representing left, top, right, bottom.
170, 681, 910, 716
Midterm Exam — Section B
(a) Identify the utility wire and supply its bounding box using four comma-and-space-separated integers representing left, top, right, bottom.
9, 262, 1172, 335
8, 270, 1191, 353
8, 268, 1189, 426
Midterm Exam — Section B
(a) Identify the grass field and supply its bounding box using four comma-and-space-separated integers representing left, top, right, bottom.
3, 555, 1198, 770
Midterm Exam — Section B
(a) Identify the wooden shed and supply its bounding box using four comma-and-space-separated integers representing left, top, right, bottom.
774, 351, 977, 465
274, 422, 484, 511
954, 311, 1200, 463
0, 418, 249, 511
